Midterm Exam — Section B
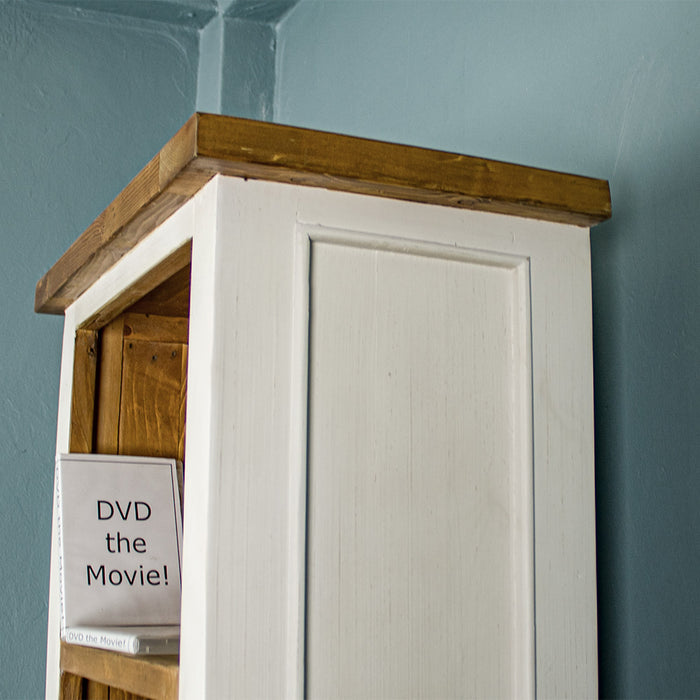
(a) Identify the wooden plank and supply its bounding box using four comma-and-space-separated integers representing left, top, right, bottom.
59, 671, 83, 700
110, 689, 147, 700
69, 329, 98, 454
121, 313, 189, 344
118, 337, 187, 459
127, 263, 191, 319
35, 113, 611, 315
194, 113, 611, 227
80, 242, 191, 331
94, 316, 125, 455
84, 678, 109, 700
60, 642, 178, 700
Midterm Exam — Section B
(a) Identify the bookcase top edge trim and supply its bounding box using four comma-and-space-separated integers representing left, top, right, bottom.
35, 112, 611, 315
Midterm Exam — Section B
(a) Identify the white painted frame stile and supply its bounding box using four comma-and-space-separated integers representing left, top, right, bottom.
47, 173, 597, 699
180, 175, 306, 698
180, 176, 310, 699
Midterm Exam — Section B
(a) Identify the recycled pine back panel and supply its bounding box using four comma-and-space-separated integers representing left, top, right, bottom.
94, 313, 188, 461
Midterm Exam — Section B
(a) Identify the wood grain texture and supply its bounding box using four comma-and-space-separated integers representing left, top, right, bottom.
118, 312, 190, 462
118, 337, 187, 460
80, 242, 191, 330
35, 113, 611, 315
94, 316, 125, 455
110, 689, 148, 700
58, 672, 82, 700
84, 678, 109, 700
68, 330, 98, 454
60, 642, 178, 700
94, 313, 188, 460
194, 113, 611, 227
121, 313, 189, 344
127, 263, 191, 319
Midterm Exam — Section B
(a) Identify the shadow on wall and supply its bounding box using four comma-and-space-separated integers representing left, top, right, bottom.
591, 119, 700, 697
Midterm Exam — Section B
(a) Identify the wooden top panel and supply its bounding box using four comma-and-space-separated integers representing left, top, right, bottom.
35, 112, 611, 315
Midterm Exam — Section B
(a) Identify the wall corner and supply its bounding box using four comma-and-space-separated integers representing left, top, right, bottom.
196, 0, 298, 121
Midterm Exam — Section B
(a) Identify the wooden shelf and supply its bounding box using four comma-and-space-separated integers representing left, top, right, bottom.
35, 112, 611, 316
60, 642, 178, 700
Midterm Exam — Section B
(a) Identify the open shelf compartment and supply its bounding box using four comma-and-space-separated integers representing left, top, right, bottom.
60, 258, 191, 700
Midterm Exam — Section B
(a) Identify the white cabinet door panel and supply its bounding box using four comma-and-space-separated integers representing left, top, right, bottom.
305, 233, 534, 699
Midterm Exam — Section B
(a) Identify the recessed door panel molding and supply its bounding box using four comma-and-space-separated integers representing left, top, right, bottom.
301, 228, 534, 699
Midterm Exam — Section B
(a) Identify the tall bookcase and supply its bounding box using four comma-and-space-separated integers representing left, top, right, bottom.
37, 114, 611, 699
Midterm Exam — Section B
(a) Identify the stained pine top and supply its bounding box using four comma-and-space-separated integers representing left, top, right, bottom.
35, 113, 611, 315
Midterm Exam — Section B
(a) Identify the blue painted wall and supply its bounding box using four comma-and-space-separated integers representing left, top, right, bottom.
275, 2, 700, 697
0, 3, 198, 697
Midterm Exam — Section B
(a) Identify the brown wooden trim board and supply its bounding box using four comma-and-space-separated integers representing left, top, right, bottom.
35, 113, 611, 315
